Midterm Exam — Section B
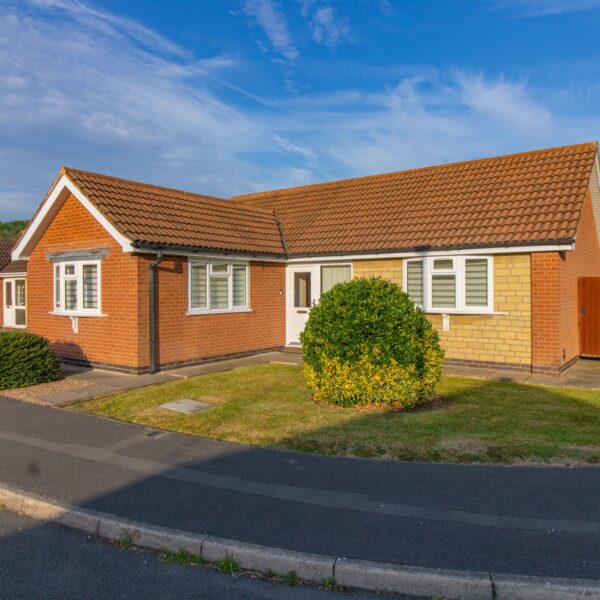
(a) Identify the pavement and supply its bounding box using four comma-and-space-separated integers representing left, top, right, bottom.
444, 357, 600, 389
16, 349, 600, 408
0, 510, 389, 600
0, 396, 600, 587
33, 351, 304, 406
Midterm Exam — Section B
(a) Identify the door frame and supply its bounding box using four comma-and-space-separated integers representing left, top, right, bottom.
285, 262, 353, 346
3, 277, 27, 329
285, 264, 320, 345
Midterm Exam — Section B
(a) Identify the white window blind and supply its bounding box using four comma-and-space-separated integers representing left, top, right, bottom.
190, 263, 208, 308
82, 264, 98, 309
210, 276, 229, 310
465, 259, 488, 307
405, 256, 492, 312
189, 260, 249, 313
406, 260, 424, 305
232, 265, 247, 307
53, 261, 102, 315
64, 279, 78, 311
431, 275, 456, 308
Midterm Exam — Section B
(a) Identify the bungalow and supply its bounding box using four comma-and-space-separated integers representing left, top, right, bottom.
2, 142, 600, 375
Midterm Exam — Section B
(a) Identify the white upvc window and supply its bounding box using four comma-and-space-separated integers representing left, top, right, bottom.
188, 259, 249, 314
53, 261, 101, 316
404, 256, 493, 313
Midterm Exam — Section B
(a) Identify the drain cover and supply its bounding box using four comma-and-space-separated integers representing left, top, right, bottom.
160, 399, 212, 414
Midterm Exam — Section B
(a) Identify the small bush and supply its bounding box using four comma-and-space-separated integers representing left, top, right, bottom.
301, 277, 444, 409
0, 331, 60, 390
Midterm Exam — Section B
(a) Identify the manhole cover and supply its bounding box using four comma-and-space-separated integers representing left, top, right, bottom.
160, 399, 212, 414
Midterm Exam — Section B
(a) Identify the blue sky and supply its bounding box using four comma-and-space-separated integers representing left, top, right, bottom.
1, 0, 600, 218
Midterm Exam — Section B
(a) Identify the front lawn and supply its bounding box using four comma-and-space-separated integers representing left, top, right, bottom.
74, 363, 600, 465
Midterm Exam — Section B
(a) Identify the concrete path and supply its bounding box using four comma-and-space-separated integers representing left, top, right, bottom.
444, 357, 600, 389
29, 351, 303, 406
0, 396, 599, 584
13, 347, 600, 408
0, 510, 387, 600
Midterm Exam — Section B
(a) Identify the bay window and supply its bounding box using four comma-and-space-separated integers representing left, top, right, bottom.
404, 256, 492, 313
53, 261, 101, 315
189, 259, 249, 313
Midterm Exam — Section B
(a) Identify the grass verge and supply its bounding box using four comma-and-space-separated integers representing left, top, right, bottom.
74, 363, 600, 465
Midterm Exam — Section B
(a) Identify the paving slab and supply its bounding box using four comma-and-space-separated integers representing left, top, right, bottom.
160, 399, 213, 414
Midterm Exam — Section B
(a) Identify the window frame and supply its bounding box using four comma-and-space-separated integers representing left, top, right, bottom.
429, 257, 458, 311
320, 264, 352, 296
188, 258, 250, 315
403, 256, 493, 314
53, 260, 102, 317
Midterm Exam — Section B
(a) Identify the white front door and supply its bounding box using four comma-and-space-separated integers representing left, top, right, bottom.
285, 263, 353, 345
3, 278, 26, 328
286, 265, 320, 345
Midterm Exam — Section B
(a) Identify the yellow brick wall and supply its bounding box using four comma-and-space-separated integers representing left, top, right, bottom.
352, 259, 403, 285
353, 254, 532, 367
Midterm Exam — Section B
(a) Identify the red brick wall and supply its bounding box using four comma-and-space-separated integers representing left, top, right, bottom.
136, 255, 286, 368
27, 194, 146, 368
560, 192, 600, 363
25, 193, 285, 371
532, 191, 600, 372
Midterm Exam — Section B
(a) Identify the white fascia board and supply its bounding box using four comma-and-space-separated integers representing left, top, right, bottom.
12, 175, 133, 260
0, 272, 27, 278
134, 248, 286, 262
285, 244, 575, 264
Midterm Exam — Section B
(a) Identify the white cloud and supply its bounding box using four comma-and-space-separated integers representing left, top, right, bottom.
28, 0, 187, 56
243, 0, 298, 60
309, 6, 350, 47
0, 0, 597, 219
454, 72, 552, 131
490, 0, 600, 16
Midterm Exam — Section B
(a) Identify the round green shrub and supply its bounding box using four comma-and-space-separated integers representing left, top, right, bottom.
0, 331, 61, 390
301, 277, 444, 409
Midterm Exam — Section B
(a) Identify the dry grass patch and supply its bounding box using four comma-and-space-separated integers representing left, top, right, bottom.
74, 363, 600, 465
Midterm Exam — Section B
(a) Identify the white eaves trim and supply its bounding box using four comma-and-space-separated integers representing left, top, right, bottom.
285, 243, 575, 264
133, 248, 286, 263
12, 174, 133, 261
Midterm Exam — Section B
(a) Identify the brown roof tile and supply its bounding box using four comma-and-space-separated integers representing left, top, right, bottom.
0, 237, 16, 272
231, 142, 598, 256
62, 168, 286, 257
1, 260, 27, 276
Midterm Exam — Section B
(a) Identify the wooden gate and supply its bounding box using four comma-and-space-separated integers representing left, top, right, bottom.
579, 277, 600, 357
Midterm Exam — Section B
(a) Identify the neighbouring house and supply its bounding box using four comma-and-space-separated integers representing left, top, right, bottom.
3, 142, 600, 375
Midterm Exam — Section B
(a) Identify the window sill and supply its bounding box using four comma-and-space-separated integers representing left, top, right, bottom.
3, 324, 26, 329
186, 307, 253, 316
424, 309, 509, 316
49, 311, 107, 318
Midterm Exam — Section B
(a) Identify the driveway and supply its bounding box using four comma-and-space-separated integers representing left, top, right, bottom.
0, 396, 599, 581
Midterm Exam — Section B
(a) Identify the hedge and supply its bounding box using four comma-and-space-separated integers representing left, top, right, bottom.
0, 331, 61, 390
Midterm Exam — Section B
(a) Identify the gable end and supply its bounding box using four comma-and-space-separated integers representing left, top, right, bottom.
12, 174, 133, 260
